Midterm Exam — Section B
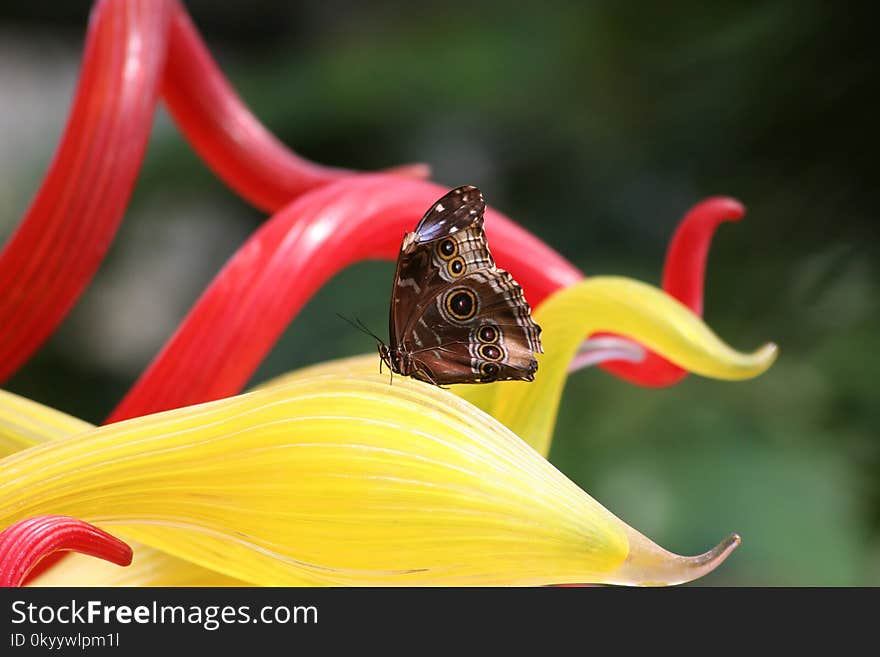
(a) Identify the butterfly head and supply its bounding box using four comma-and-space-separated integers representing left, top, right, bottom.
377, 342, 392, 370
377, 343, 411, 376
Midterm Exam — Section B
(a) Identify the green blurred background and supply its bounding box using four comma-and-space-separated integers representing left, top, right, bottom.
1, 1, 877, 585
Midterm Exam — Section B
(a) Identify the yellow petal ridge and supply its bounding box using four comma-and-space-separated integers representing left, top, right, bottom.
0, 389, 91, 457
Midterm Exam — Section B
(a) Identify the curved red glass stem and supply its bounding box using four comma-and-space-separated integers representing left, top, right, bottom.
0, 0, 172, 384
0, 516, 132, 587
160, 7, 349, 213
161, 6, 428, 213
109, 176, 744, 421
0, 0, 426, 385
600, 196, 745, 386
662, 197, 744, 315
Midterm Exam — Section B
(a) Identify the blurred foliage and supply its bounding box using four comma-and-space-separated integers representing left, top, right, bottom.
1, 1, 878, 584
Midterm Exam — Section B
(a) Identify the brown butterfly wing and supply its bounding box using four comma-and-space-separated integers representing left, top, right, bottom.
389, 184, 542, 384
413, 184, 485, 241
389, 186, 488, 348
402, 268, 543, 384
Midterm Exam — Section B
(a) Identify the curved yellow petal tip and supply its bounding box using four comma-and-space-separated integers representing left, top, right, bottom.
750, 342, 779, 375
486, 277, 779, 455
714, 341, 778, 381
609, 530, 741, 586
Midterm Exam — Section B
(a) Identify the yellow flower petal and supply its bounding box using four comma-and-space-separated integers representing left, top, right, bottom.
485, 277, 777, 455
1, 375, 737, 586
0, 390, 243, 587
0, 389, 91, 457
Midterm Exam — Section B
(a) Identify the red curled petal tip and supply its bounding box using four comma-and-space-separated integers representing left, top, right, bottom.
0, 516, 132, 588
601, 196, 747, 387
662, 196, 745, 316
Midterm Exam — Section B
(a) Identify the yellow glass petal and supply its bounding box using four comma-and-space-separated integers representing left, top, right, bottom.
0, 389, 91, 457
483, 277, 778, 456
0, 390, 248, 587
0, 375, 738, 586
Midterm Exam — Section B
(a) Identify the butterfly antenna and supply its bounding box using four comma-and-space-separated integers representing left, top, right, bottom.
336, 313, 385, 345
356, 317, 386, 345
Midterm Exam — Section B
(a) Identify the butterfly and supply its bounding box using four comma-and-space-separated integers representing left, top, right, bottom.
377, 185, 543, 385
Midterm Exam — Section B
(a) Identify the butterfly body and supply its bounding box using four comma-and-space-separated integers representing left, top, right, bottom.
380, 185, 543, 385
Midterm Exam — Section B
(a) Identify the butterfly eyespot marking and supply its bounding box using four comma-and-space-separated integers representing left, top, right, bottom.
480, 362, 500, 379
438, 238, 457, 259
478, 344, 503, 361
445, 288, 477, 320
447, 256, 465, 277
478, 325, 499, 343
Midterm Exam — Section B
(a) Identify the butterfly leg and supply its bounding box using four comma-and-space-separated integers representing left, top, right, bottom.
412, 365, 450, 390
